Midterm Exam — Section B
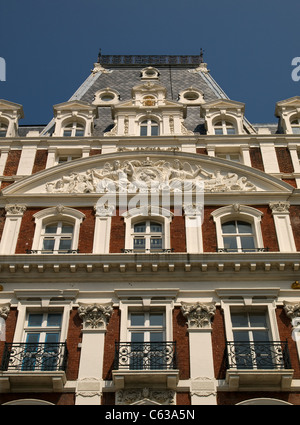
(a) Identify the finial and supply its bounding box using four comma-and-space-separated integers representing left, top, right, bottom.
200, 48, 204, 63
97, 48, 102, 64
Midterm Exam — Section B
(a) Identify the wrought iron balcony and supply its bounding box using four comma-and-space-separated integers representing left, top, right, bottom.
1, 342, 68, 372
121, 249, 174, 254
26, 249, 79, 254
225, 341, 291, 370
217, 247, 269, 253
114, 341, 177, 371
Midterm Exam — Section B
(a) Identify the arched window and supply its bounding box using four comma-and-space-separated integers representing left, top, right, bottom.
41, 221, 74, 254
133, 220, 163, 252
0, 122, 8, 137
214, 120, 236, 135
63, 122, 85, 137
291, 118, 300, 134
221, 220, 255, 252
140, 119, 159, 136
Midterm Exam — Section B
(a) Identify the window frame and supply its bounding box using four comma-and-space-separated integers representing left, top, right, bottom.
63, 121, 85, 137
213, 120, 237, 135
139, 118, 160, 136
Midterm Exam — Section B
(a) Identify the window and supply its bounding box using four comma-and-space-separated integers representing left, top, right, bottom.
216, 152, 241, 162
222, 220, 255, 252
128, 311, 166, 370
140, 119, 159, 136
41, 221, 74, 254
0, 122, 8, 137
22, 312, 62, 371
63, 122, 85, 137
214, 120, 236, 135
57, 154, 81, 164
291, 118, 300, 134
230, 310, 273, 369
133, 220, 163, 252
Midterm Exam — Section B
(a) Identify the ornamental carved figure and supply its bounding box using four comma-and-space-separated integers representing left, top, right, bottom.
283, 301, 300, 320
181, 302, 216, 329
0, 304, 10, 320
45, 158, 257, 194
78, 303, 113, 329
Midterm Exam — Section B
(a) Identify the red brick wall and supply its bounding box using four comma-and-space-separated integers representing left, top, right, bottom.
15, 208, 41, 253
102, 308, 120, 380
0, 208, 6, 243
250, 147, 264, 171
173, 307, 190, 380
170, 213, 186, 252
0, 307, 18, 364
282, 178, 297, 188
176, 392, 191, 405
290, 206, 300, 251
3, 150, 21, 176
256, 205, 279, 251
77, 207, 95, 253
275, 147, 294, 173
0, 393, 75, 405
202, 206, 218, 252
196, 148, 208, 155
89, 149, 102, 156
32, 149, 48, 174
109, 209, 125, 253
66, 308, 82, 381
211, 307, 227, 379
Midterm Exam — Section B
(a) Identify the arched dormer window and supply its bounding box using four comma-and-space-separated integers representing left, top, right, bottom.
31, 206, 85, 254
214, 120, 236, 135
0, 122, 8, 137
291, 118, 300, 134
140, 119, 159, 136
63, 122, 85, 137
211, 205, 264, 253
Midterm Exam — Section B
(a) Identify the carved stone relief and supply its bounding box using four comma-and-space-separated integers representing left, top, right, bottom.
116, 388, 175, 405
181, 302, 216, 329
78, 303, 113, 330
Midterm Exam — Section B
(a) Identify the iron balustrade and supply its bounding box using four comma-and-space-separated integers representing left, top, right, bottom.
121, 249, 174, 254
26, 249, 79, 254
225, 341, 291, 370
1, 342, 68, 372
114, 341, 177, 371
217, 248, 269, 253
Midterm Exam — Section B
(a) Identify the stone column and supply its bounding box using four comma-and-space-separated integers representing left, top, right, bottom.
284, 302, 300, 363
181, 302, 216, 405
0, 204, 27, 254
76, 303, 113, 405
92, 204, 115, 253
269, 201, 296, 252
183, 203, 203, 253
0, 304, 10, 341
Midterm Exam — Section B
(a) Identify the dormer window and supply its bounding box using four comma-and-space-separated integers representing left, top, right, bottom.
214, 120, 236, 135
63, 122, 85, 137
140, 67, 159, 80
0, 122, 8, 137
291, 118, 300, 134
140, 119, 159, 136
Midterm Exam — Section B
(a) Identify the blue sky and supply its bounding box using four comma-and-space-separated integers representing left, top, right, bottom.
0, 0, 299, 125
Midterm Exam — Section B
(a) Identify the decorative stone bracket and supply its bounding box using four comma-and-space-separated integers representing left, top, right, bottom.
78, 303, 113, 330
181, 302, 216, 329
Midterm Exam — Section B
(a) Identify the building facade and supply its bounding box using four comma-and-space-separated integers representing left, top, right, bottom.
0, 54, 300, 405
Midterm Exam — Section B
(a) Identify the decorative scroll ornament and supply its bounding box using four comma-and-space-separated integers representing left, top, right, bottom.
5, 204, 27, 215
78, 303, 113, 330
116, 388, 175, 405
269, 201, 290, 213
45, 158, 257, 194
283, 302, 300, 320
0, 304, 10, 320
181, 302, 216, 329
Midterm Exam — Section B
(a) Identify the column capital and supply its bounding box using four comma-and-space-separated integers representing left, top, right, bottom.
269, 201, 290, 214
181, 302, 216, 329
5, 204, 27, 216
78, 303, 113, 330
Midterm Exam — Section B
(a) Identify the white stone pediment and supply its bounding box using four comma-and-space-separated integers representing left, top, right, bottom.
1, 152, 293, 196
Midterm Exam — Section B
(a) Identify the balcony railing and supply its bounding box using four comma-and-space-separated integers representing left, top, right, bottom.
26, 249, 79, 254
114, 341, 177, 370
225, 341, 291, 370
217, 248, 269, 253
1, 342, 68, 372
121, 249, 174, 254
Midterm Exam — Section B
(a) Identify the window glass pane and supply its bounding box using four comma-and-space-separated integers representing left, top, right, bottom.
249, 313, 268, 328
231, 313, 249, 328
58, 157, 68, 163
233, 330, 250, 342
58, 238, 72, 250
227, 128, 236, 135
45, 333, 60, 344
252, 330, 269, 342
131, 332, 144, 343
47, 314, 62, 327
62, 224, 73, 234
292, 127, 300, 134
26, 333, 40, 344
240, 236, 255, 251
150, 313, 164, 326
151, 125, 159, 136
131, 314, 144, 326
229, 154, 240, 161
63, 130, 72, 137
43, 238, 55, 251
223, 236, 238, 251
134, 223, 146, 233
150, 238, 162, 249
237, 221, 252, 233
140, 126, 147, 136
134, 238, 145, 249
28, 314, 43, 327
215, 128, 223, 135
45, 224, 58, 234
150, 222, 162, 232
150, 332, 163, 342
222, 221, 236, 234
75, 130, 84, 137
0, 131, 7, 137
